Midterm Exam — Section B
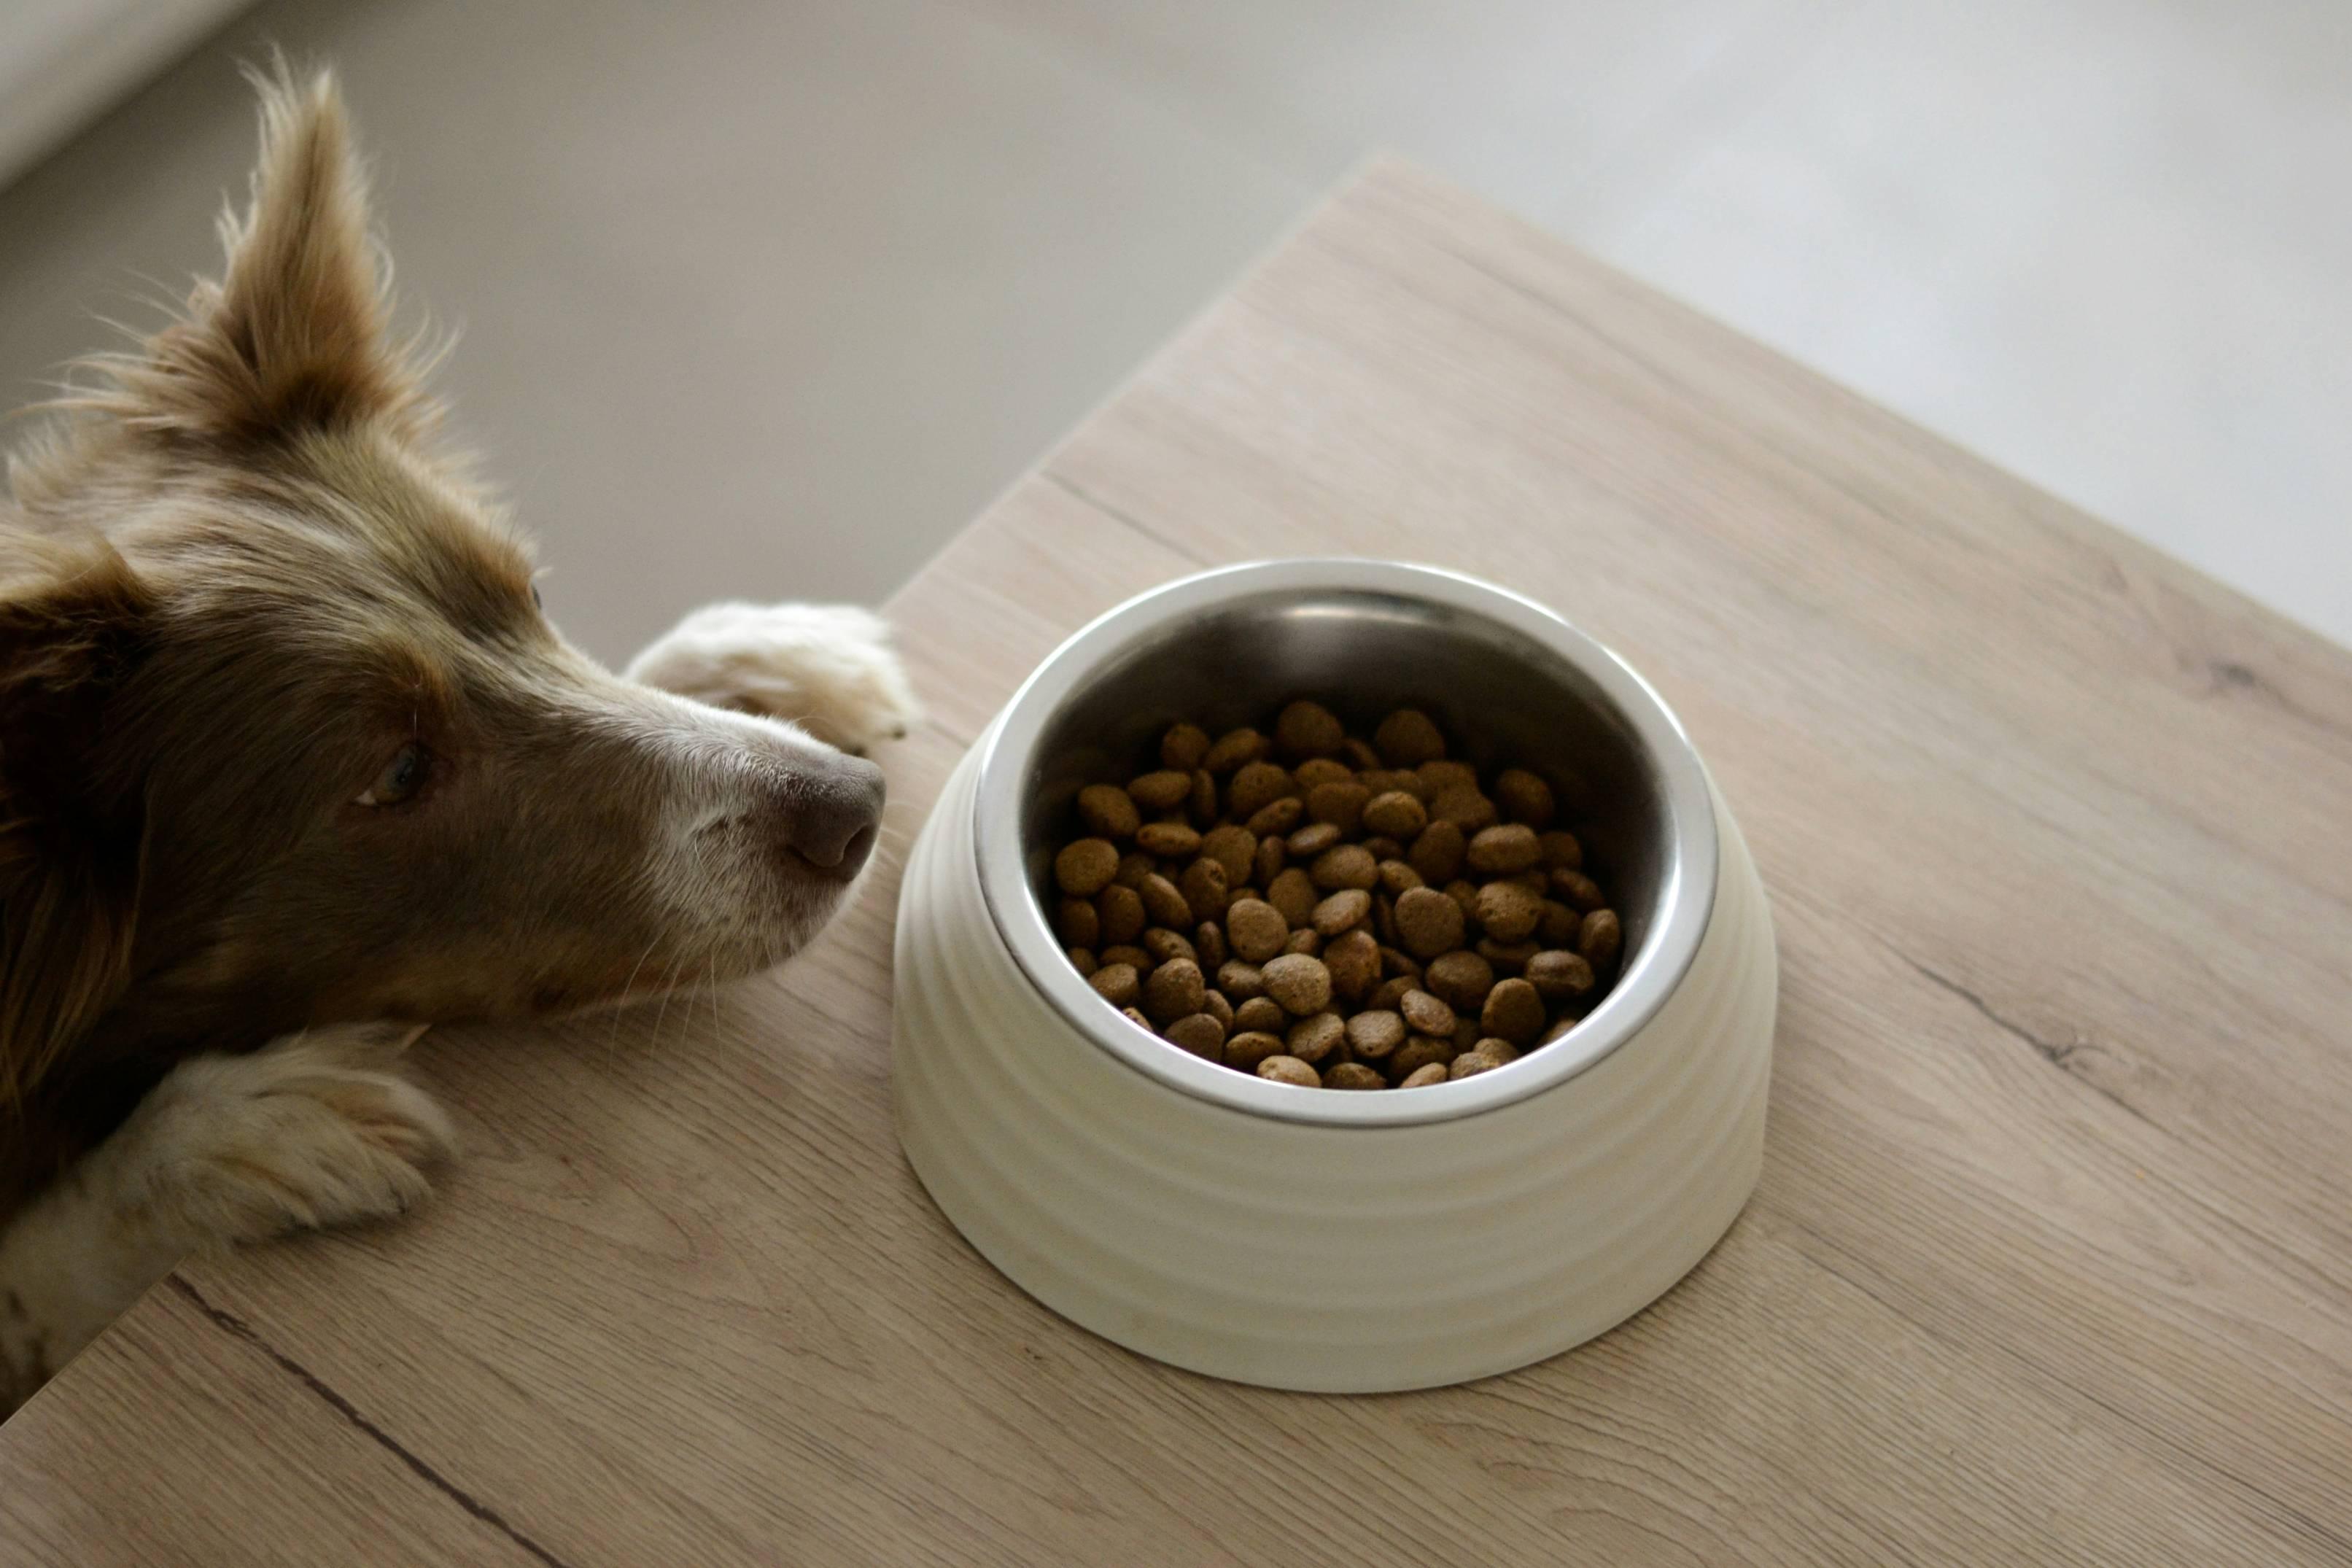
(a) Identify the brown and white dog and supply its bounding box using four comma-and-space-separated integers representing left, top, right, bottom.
0, 66, 918, 1413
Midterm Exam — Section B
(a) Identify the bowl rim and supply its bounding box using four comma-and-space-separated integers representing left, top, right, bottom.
971, 559, 1720, 1128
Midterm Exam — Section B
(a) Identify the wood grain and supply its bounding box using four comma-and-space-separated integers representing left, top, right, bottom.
3, 161, 2347, 1566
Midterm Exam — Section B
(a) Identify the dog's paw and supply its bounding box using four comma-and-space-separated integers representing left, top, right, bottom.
624, 601, 920, 755
118, 1023, 456, 1246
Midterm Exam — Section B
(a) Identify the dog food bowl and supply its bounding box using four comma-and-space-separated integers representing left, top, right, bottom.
890, 561, 1777, 1392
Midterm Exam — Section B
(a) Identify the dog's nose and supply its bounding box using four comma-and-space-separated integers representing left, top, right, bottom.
786, 754, 885, 879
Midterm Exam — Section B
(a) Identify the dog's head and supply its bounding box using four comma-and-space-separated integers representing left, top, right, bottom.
0, 69, 882, 1103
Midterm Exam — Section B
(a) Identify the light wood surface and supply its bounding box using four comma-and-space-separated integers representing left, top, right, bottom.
4, 163, 2348, 1566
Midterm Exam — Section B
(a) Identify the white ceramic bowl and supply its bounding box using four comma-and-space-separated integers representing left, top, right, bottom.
891, 561, 1777, 1392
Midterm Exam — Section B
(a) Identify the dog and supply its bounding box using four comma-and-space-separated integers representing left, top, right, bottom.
0, 65, 919, 1414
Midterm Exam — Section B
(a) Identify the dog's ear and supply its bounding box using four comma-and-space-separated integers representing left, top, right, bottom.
86, 60, 435, 443
0, 540, 155, 1115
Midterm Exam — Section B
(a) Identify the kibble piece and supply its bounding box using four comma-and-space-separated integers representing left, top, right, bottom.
1373, 892, 1399, 947
1324, 1062, 1387, 1091
1378, 947, 1423, 983
1286, 822, 1342, 858
1423, 950, 1496, 1013
1201, 989, 1234, 1030
1449, 1048, 1505, 1081
1550, 866, 1607, 912
1476, 936, 1539, 973
1312, 888, 1373, 938
1475, 879, 1544, 942
1368, 976, 1417, 1012
1077, 784, 1141, 840
1202, 825, 1257, 885
1234, 995, 1286, 1035
1360, 835, 1402, 862
1057, 897, 1101, 947
1276, 699, 1346, 760
1494, 768, 1556, 828
1265, 868, 1319, 926
1202, 727, 1266, 774
1538, 898, 1580, 948
1252, 836, 1287, 887
1400, 988, 1457, 1036
1452, 1016, 1486, 1054
1526, 948, 1596, 1003
1142, 928, 1198, 967
1375, 859, 1423, 899
1359, 789, 1428, 841
1195, 920, 1229, 970
1430, 785, 1498, 834
1480, 977, 1545, 1044
1180, 858, 1229, 922
1139, 873, 1193, 929
1165, 1012, 1226, 1060
1161, 722, 1211, 772
1101, 944, 1150, 971
1295, 758, 1354, 791
1120, 1005, 1152, 1032
1579, 908, 1623, 969
1542, 1012, 1580, 1045
1067, 946, 1098, 977
1257, 1055, 1322, 1088
1191, 769, 1218, 823
1286, 1011, 1346, 1065
1245, 796, 1305, 837
1324, 928, 1380, 1001
1311, 844, 1378, 893
1228, 761, 1296, 820
1097, 883, 1145, 945
1388, 1035, 1453, 1080
1407, 819, 1467, 884
1465, 823, 1541, 876
1373, 707, 1446, 766
1114, 851, 1154, 889
1306, 780, 1371, 835
1417, 759, 1478, 794
1262, 952, 1333, 1016
1055, 838, 1119, 896
1539, 829, 1584, 871
1346, 1009, 1408, 1060
1128, 769, 1192, 811
1399, 1063, 1451, 1090
1444, 879, 1481, 922
1225, 899, 1289, 963
1224, 1031, 1284, 1070
1341, 737, 1381, 770
1283, 929, 1321, 958
1088, 963, 1141, 1009
1136, 820, 1202, 858
1393, 885, 1467, 960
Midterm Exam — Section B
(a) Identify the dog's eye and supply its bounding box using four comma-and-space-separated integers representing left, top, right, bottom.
356, 742, 431, 807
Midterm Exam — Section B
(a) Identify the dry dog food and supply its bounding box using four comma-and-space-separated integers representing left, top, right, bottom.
1050, 701, 1625, 1090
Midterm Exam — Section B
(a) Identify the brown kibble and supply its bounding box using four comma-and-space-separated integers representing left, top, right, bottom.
1055, 838, 1119, 896
1475, 879, 1544, 942
1324, 928, 1381, 1001
1067, 947, 1098, 977
1480, 977, 1545, 1044
1286, 1011, 1346, 1065
1252, 835, 1286, 886
1360, 835, 1401, 861
1375, 859, 1423, 898
1283, 928, 1321, 957
1388, 1035, 1453, 1079
1465, 823, 1541, 876
1449, 1048, 1506, 1080
1195, 920, 1229, 970
1201, 989, 1234, 1030
1286, 822, 1342, 858
1120, 1006, 1152, 1032
1225, 898, 1289, 963
1161, 722, 1211, 772
1341, 737, 1381, 771
1407, 819, 1467, 883
1266, 868, 1319, 925
1088, 963, 1141, 1009
1165, 1012, 1226, 1060
1202, 728, 1266, 774
1227, 761, 1295, 820
1393, 885, 1467, 960
1233, 995, 1286, 1034
1312, 888, 1373, 937
1444, 879, 1481, 921
1311, 843, 1378, 892
1305, 780, 1371, 834
1538, 898, 1580, 948
1399, 1063, 1451, 1090
1180, 857, 1229, 921
1423, 950, 1496, 1012
1579, 908, 1623, 969
1191, 769, 1218, 823
1101, 944, 1150, 971
1417, 759, 1478, 794
1136, 820, 1202, 858
1324, 1062, 1386, 1091
1262, 953, 1333, 1015
1139, 873, 1193, 929
1369, 976, 1417, 1013
1114, 851, 1153, 889
1077, 784, 1141, 839
1202, 824, 1257, 885
1360, 789, 1428, 839
1378, 947, 1423, 985
1373, 891, 1398, 947
1128, 770, 1192, 811
1551, 866, 1607, 912
1097, 883, 1145, 945
1224, 1031, 1284, 1070
1539, 829, 1584, 870
1345, 1009, 1408, 1060
1373, 707, 1446, 766
1451, 1016, 1485, 1053
1142, 928, 1198, 967
1275, 699, 1346, 760
1476, 936, 1539, 974
1245, 796, 1305, 837
1058, 897, 1101, 947
1295, 758, 1354, 791
1257, 1055, 1321, 1087
1400, 989, 1456, 1036
1494, 768, 1556, 828
1430, 785, 1498, 834
1526, 949, 1596, 1003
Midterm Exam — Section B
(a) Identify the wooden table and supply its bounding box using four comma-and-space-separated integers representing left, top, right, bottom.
5, 163, 2349, 1566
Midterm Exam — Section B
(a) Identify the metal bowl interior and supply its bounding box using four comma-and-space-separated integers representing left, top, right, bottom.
973, 559, 1718, 1127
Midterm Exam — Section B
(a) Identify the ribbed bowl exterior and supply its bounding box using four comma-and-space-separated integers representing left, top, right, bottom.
891, 736, 1778, 1393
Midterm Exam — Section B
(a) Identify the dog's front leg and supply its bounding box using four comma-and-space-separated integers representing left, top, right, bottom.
625, 602, 921, 756
0, 1023, 451, 1414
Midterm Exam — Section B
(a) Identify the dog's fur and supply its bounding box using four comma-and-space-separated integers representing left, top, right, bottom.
0, 66, 918, 1413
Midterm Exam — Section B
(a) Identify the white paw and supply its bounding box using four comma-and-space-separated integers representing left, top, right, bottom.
118, 1023, 456, 1246
624, 602, 921, 755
